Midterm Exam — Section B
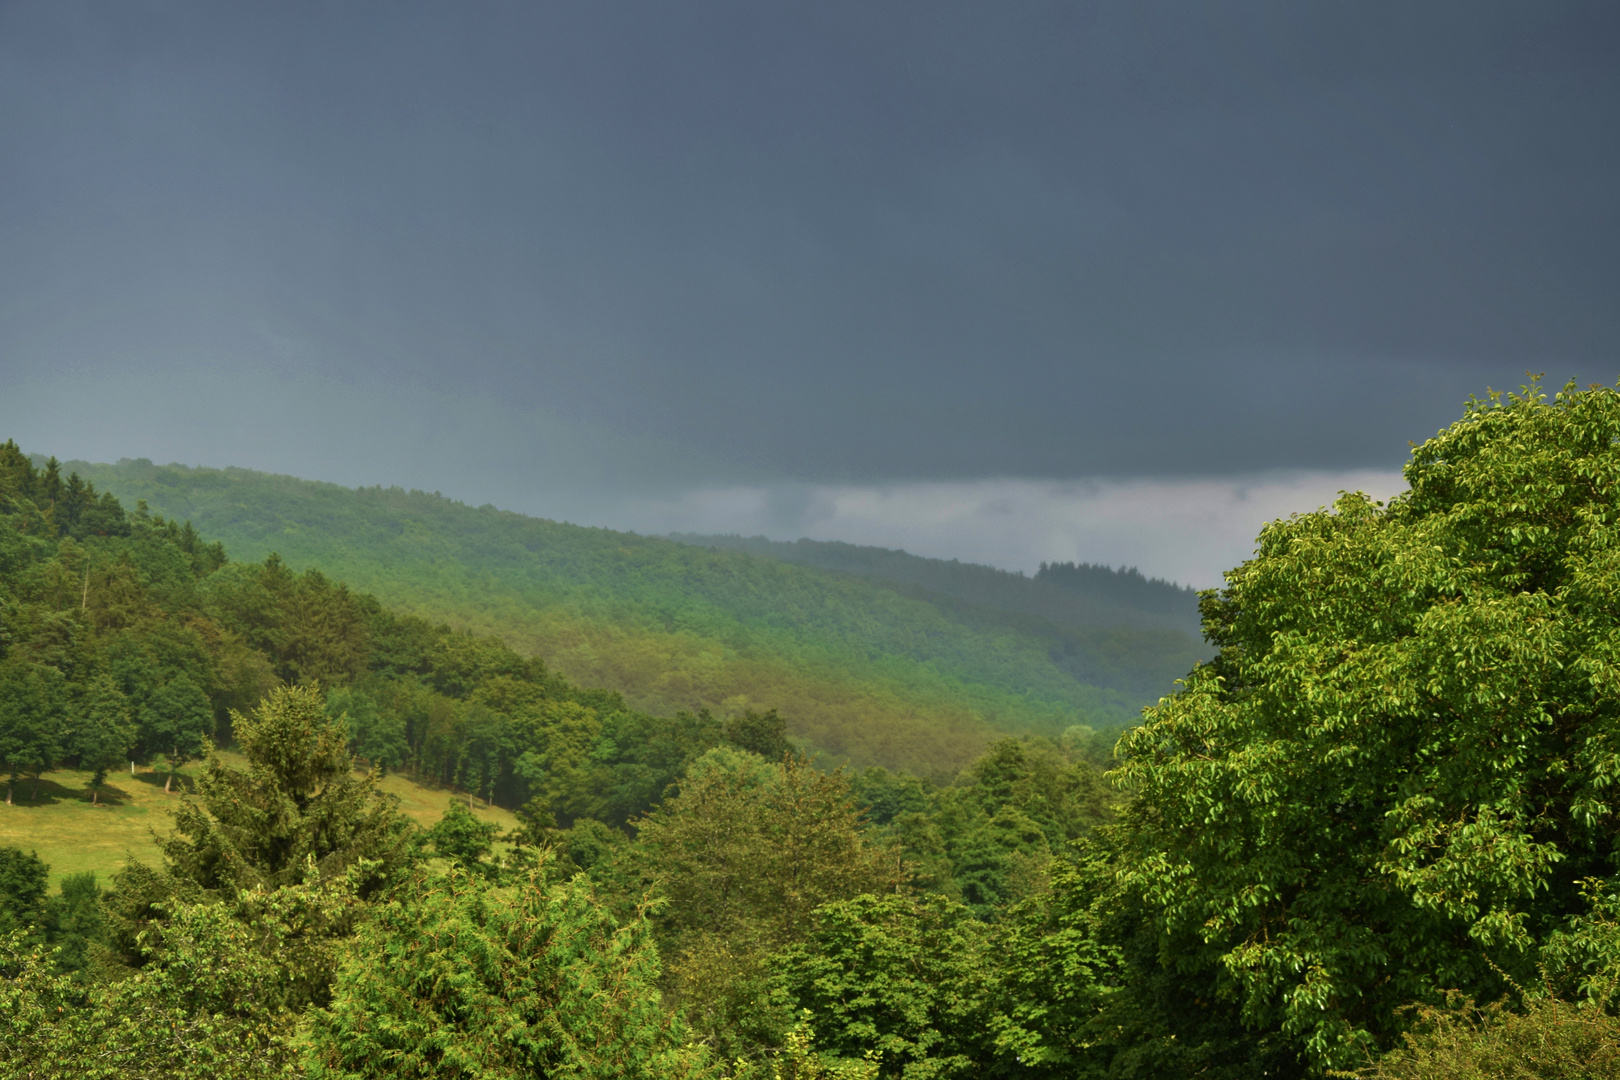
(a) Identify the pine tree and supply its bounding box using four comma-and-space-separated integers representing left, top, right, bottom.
158, 683, 415, 896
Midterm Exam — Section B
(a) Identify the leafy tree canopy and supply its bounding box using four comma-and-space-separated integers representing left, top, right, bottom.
1105, 380, 1620, 1073
629, 748, 908, 1058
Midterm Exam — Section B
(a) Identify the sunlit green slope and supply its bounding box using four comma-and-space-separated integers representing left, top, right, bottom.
80, 459, 1206, 774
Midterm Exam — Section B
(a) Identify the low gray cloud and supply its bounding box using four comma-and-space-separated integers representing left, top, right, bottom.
572, 471, 1409, 588
5, 358, 1405, 584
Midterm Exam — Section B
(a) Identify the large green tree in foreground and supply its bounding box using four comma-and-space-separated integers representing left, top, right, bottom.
1101, 381, 1620, 1074
160, 684, 416, 898
103, 684, 417, 1005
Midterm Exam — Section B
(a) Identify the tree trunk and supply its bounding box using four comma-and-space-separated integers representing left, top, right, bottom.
165, 770, 174, 794
31, 777, 40, 801
92, 787, 99, 805
5, 782, 11, 806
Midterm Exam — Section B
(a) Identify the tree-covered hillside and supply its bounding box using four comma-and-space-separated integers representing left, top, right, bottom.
0, 440, 740, 826
68, 461, 1207, 775
668, 532, 1203, 637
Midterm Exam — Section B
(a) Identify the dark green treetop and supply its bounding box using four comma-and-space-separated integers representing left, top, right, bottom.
0, 846, 49, 938
429, 799, 502, 879
722, 707, 795, 760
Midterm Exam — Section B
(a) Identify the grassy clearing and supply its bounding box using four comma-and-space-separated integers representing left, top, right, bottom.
0, 757, 516, 888
374, 770, 519, 833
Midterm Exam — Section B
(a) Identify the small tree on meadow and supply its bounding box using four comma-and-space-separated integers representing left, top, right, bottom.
72, 674, 134, 804
140, 674, 213, 793
0, 658, 65, 804
428, 799, 501, 879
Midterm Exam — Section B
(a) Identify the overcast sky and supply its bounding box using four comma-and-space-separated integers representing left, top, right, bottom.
3, 2, 1616, 585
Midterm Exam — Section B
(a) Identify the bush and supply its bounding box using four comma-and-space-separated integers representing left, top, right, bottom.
303, 863, 717, 1079
1351, 993, 1620, 1080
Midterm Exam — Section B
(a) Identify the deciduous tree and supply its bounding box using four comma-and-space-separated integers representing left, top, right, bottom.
0, 657, 65, 803
629, 748, 905, 1057
1102, 381, 1620, 1073
72, 672, 134, 803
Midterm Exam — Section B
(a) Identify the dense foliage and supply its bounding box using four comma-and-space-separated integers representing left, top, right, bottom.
7, 382, 1620, 1076
1098, 382, 1620, 1074
304, 865, 712, 1079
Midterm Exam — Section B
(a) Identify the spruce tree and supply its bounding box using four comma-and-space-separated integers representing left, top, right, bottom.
158, 683, 415, 897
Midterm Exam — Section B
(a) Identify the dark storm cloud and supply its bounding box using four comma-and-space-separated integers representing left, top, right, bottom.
2, 0, 1617, 486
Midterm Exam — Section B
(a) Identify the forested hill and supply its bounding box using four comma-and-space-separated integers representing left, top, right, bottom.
667, 533, 1203, 638
70, 458, 1208, 775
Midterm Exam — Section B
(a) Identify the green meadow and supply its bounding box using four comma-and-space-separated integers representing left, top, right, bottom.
0, 755, 516, 889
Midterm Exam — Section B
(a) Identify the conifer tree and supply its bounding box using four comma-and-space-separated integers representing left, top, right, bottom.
158, 683, 415, 897
0, 846, 49, 937
303, 864, 718, 1079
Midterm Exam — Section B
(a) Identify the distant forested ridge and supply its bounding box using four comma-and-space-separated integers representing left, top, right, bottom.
668, 532, 1202, 637
1034, 559, 1197, 622
63, 460, 1209, 775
